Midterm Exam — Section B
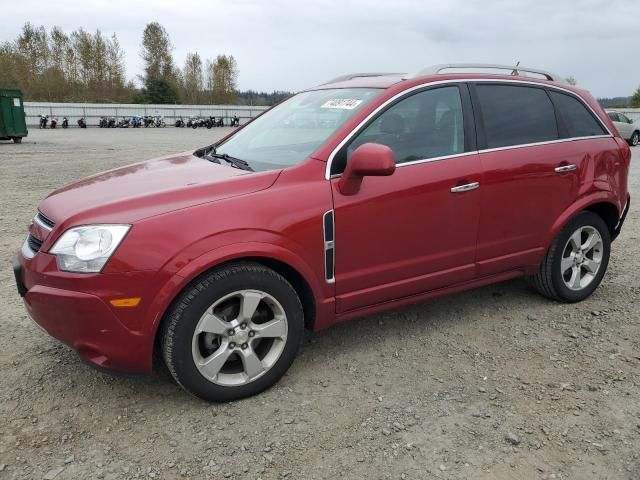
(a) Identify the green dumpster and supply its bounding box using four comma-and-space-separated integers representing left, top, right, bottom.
0, 89, 28, 143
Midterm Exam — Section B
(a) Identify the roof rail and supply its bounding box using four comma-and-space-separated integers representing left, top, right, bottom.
322, 72, 405, 85
412, 64, 563, 82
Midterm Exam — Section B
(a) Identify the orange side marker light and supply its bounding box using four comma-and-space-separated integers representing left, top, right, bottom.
110, 297, 141, 308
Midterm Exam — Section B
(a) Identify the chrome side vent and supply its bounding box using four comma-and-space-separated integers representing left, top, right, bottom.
323, 210, 335, 283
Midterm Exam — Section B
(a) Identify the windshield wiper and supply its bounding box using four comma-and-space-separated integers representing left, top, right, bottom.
204, 148, 254, 171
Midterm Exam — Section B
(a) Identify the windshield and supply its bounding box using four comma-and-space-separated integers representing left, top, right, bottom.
215, 88, 380, 171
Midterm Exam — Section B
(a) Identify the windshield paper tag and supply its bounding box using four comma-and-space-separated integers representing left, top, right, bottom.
321, 99, 363, 110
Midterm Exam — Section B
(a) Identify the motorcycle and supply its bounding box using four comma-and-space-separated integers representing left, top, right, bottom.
77, 117, 87, 128
205, 116, 215, 129
118, 117, 131, 128
62, 117, 69, 129
107, 117, 117, 128
144, 116, 154, 128
175, 117, 185, 128
131, 115, 144, 128
155, 115, 166, 128
230, 115, 240, 127
50, 117, 58, 129
215, 117, 225, 127
39, 115, 48, 129
186, 117, 196, 128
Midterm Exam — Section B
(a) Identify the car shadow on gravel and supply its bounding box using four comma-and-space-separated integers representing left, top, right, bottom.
306, 277, 544, 342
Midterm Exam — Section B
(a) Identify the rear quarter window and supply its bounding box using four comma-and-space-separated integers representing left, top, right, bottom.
550, 91, 608, 138
476, 84, 558, 149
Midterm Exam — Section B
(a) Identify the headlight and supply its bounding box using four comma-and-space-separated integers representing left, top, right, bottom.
50, 225, 130, 273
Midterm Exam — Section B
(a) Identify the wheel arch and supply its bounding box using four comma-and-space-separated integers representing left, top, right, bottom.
584, 201, 619, 237
150, 246, 322, 368
545, 193, 620, 252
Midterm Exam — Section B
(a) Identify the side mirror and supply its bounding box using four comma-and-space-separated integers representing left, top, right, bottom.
338, 143, 396, 195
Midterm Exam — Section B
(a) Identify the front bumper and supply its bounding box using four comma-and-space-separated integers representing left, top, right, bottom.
13, 252, 157, 373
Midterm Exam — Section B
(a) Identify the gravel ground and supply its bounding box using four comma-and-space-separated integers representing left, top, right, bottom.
0, 129, 638, 480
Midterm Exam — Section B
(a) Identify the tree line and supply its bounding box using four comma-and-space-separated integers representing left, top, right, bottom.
568, 76, 640, 108
0, 24, 132, 102
0, 22, 293, 105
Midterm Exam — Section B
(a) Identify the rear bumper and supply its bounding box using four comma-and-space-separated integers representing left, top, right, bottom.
612, 194, 630, 242
13, 253, 157, 373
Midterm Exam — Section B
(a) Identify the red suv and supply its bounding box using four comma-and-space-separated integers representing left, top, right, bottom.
14, 64, 631, 402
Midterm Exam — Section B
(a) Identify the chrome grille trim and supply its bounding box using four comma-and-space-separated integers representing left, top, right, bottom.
27, 234, 43, 252
34, 212, 55, 231
21, 238, 36, 259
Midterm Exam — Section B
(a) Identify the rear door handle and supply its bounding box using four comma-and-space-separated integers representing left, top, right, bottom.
450, 182, 479, 193
554, 164, 577, 173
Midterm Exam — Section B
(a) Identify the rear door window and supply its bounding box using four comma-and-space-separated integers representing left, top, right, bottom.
550, 92, 608, 138
475, 84, 558, 148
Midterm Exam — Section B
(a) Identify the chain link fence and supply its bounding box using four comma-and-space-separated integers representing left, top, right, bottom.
24, 102, 269, 127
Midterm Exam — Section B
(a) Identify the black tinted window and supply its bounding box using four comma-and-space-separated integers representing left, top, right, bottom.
550, 92, 607, 138
476, 85, 558, 148
334, 86, 464, 174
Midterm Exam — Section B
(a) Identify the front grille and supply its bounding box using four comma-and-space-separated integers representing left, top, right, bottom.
27, 234, 43, 253
36, 212, 55, 229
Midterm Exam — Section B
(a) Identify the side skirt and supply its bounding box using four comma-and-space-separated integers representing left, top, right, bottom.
332, 270, 524, 324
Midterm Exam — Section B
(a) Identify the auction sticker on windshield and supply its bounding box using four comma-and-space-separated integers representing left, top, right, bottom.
321, 99, 363, 110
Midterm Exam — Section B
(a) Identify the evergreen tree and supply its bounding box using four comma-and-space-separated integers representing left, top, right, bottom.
631, 86, 640, 108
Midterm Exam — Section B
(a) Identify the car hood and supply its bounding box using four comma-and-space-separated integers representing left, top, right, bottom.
39, 151, 281, 226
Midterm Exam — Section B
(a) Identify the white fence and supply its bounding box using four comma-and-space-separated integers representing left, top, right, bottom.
23, 102, 640, 128
24, 102, 270, 127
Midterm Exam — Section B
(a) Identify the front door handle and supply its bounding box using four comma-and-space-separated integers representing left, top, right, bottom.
450, 182, 480, 193
554, 164, 577, 173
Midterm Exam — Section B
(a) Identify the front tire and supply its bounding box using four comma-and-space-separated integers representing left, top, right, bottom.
161, 262, 304, 402
630, 131, 639, 147
530, 211, 610, 302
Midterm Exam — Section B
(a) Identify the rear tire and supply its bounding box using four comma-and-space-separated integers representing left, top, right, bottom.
12, 137, 22, 144
529, 211, 610, 303
161, 262, 304, 402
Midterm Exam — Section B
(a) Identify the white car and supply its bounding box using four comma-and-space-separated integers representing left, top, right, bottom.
607, 110, 639, 146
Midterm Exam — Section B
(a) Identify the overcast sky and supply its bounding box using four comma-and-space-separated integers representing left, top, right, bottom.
1, 0, 638, 98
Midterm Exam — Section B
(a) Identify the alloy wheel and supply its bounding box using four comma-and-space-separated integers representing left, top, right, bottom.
191, 290, 288, 386
560, 226, 603, 291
